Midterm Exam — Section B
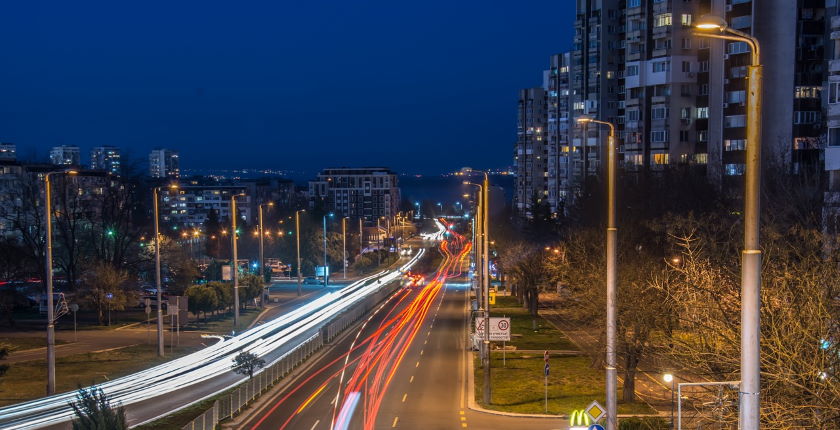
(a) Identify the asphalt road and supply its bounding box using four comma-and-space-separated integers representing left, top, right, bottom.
239, 239, 567, 430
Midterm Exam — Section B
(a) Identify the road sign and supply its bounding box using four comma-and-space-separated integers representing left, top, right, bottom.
585, 400, 607, 422
489, 290, 496, 305
69, 303, 79, 313
475, 317, 511, 341
222, 265, 232, 281
544, 363, 550, 376
588, 425, 605, 430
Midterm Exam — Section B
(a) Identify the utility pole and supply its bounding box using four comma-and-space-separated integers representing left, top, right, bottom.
295, 209, 305, 296
342, 217, 347, 279
231, 193, 245, 330
482, 172, 490, 405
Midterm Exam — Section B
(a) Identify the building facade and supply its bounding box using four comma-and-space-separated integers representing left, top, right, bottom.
49, 145, 81, 166
149, 149, 180, 179
514, 87, 549, 218
90, 146, 122, 175
308, 167, 400, 220
517, 0, 834, 218
160, 185, 252, 226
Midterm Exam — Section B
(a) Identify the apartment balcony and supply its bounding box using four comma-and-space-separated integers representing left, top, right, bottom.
652, 95, 668, 104
651, 48, 670, 58
831, 15, 840, 31
830, 59, 840, 73
626, 97, 640, 106
627, 52, 641, 61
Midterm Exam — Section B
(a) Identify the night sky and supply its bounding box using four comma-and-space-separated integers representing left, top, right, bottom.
1, 1, 574, 175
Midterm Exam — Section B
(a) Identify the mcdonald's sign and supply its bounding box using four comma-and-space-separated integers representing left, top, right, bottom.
569, 409, 592, 430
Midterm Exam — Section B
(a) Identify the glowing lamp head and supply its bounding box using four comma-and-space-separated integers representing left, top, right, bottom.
663, 373, 674, 383
576, 116, 594, 125
695, 15, 727, 31
66, 169, 79, 175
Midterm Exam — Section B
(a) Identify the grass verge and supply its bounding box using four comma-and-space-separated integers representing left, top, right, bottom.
182, 308, 262, 333
474, 352, 656, 416
0, 343, 198, 407
0, 337, 68, 352
488, 296, 577, 351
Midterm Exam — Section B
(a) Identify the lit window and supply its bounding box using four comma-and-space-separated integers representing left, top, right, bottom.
681, 14, 692, 27
725, 163, 746, 176
795, 86, 821, 99
724, 139, 746, 151
694, 153, 708, 164
652, 153, 670, 164
696, 107, 709, 119
654, 13, 672, 27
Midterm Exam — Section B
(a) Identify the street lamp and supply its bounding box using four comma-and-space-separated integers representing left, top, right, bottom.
152, 182, 178, 359
663, 373, 675, 429
323, 213, 334, 287
464, 173, 490, 405
258, 202, 274, 308
43, 168, 77, 394
342, 217, 348, 279
694, 17, 762, 430
577, 115, 617, 430
295, 209, 305, 296
230, 192, 246, 329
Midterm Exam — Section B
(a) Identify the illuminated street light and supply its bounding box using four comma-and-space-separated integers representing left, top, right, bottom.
694, 17, 762, 429
43, 168, 77, 394
153, 182, 179, 359
576, 115, 618, 430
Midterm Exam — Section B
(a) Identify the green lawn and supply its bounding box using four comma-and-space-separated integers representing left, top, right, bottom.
0, 343, 197, 407
0, 337, 68, 352
182, 308, 262, 334
474, 352, 656, 416
489, 296, 577, 351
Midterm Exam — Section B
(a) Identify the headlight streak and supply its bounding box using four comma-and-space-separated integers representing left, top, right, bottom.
261, 228, 472, 430
0, 223, 447, 430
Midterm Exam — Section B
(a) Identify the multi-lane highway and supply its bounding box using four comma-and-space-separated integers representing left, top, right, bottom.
240, 224, 565, 430
0, 222, 446, 430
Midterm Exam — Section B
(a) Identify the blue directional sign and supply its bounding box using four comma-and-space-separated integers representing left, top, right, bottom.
588, 425, 605, 430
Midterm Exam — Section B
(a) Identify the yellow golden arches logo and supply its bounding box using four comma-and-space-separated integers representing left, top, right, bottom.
569, 409, 592, 426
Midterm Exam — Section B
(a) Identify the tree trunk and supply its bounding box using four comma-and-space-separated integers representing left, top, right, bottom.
623, 367, 636, 402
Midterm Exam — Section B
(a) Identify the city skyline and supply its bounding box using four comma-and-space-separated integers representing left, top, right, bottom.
0, 1, 574, 174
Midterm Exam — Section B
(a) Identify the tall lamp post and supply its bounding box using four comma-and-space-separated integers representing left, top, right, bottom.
152, 183, 178, 359
577, 116, 617, 430
464, 175, 489, 404
342, 217, 348, 279
323, 213, 334, 287
44, 169, 77, 394
258, 202, 274, 308
663, 373, 676, 429
358, 217, 364, 255
295, 209, 306, 296
694, 16, 762, 429
230, 193, 246, 330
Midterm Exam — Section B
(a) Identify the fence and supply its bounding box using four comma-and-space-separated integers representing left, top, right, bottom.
180, 281, 402, 430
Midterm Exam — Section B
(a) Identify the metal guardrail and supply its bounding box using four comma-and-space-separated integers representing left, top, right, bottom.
180, 281, 402, 430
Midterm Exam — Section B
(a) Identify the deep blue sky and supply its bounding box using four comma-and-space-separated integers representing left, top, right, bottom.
1, 1, 574, 174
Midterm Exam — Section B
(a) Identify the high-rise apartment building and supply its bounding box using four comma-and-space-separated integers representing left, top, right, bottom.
90, 146, 122, 175
49, 145, 81, 166
514, 87, 549, 218
308, 167, 400, 220
149, 148, 180, 179
0, 143, 15, 161
517, 0, 834, 218
160, 185, 252, 226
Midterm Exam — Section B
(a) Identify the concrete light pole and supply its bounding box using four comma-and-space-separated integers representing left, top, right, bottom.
577, 116, 617, 430
295, 209, 305, 296
230, 193, 246, 330
342, 217, 347, 279
322, 213, 334, 287
694, 16, 763, 429
153, 183, 178, 359
43, 169, 77, 394
258, 202, 273, 308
